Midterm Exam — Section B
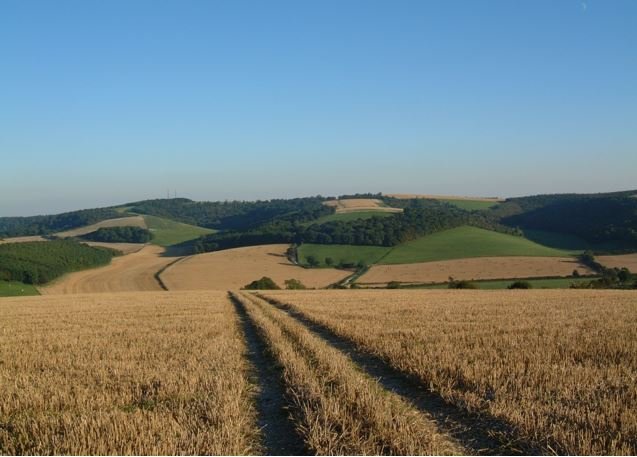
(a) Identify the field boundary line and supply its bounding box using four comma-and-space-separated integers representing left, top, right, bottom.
255, 292, 547, 456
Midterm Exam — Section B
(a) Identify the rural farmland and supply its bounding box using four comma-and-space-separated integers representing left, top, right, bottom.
2, 289, 635, 455
161, 244, 350, 290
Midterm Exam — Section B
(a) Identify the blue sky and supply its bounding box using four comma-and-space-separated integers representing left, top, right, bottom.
1, 0, 636, 216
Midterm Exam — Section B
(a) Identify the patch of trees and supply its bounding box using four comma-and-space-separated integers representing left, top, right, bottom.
0, 240, 118, 285
82, 226, 153, 243
0, 208, 122, 238
243, 276, 281, 290
571, 252, 635, 289
129, 197, 333, 230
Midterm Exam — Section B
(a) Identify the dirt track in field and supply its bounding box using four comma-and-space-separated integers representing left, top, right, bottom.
55, 216, 146, 238
598, 253, 637, 272
161, 244, 350, 291
359, 256, 593, 285
323, 198, 402, 214
39, 245, 176, 295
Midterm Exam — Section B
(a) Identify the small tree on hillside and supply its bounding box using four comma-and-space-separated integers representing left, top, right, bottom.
306, 255, 320, 267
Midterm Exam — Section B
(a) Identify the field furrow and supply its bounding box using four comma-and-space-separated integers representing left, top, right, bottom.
232, 291, 463, 455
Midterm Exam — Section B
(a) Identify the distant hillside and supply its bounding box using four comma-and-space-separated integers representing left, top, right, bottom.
493, 190, 637, 251
0, 208, 121, 238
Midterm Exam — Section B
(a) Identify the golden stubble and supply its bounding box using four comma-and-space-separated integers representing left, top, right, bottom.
0, 291, 260, 455
261, 289, 637, 455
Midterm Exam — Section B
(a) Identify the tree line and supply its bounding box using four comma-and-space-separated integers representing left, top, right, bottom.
82, 226, 153, 243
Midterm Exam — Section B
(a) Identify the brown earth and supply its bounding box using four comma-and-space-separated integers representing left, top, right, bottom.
597, 253, 637, 272
161, 244, 350, 290
55, 216, 146, 238
358, 256, 592, 285
323, 198, 402, 213
387, 193, 503, 202
39, 245, 176, 294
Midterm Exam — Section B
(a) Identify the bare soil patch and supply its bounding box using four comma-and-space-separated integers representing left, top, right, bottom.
39, 245, 175, 294
359, 256, 592, 285
161, 244, 350, 290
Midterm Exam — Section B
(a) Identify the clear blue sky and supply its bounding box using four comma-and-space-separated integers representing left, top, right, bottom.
1, 0, 635, 216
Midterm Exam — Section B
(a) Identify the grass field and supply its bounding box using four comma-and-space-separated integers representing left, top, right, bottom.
0, 280, 40, 297
299, 226, 574, 268
416, 276, 597, 289
297, 243, 391, 267
437, 198, 499, 211
308, 210, 397, 225
261, 289, 637, 455
380, 226, 571, 264
143, 215, 214, 247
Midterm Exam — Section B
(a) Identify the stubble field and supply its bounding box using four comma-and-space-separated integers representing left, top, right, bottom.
259, 289, 637, 455
0, 291, 259, 455
39, 245, 176, 294
1, 289, 636, 455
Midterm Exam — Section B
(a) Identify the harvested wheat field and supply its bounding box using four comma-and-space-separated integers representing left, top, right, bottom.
598, 253, 637, 271
387, 193, 503, 202
323, 198, 402, 213
259, 289, 637, 455
55, 215, 147, 238
161, 244, 350, 290
39, 245, 176, 294
0, 291, 259, 455
359, 256, 592, 285
232, 291, 462, 455
0, 235, 47, 244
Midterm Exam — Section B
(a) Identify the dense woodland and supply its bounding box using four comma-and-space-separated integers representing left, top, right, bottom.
128, 197, 332, 230
0, 240, 117, 284
0, 208, 121, 238
499, 195, 637, 248
82, 226, 153, 243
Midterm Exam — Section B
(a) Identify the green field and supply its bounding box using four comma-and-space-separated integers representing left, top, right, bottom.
143, 215, 215, 247
379, 226, 571, 264
436, 199, 500, 211
0, 280, 40, 297
298, 243, 391, 267
417, 276, 597, 290
308, 210, 398, 225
